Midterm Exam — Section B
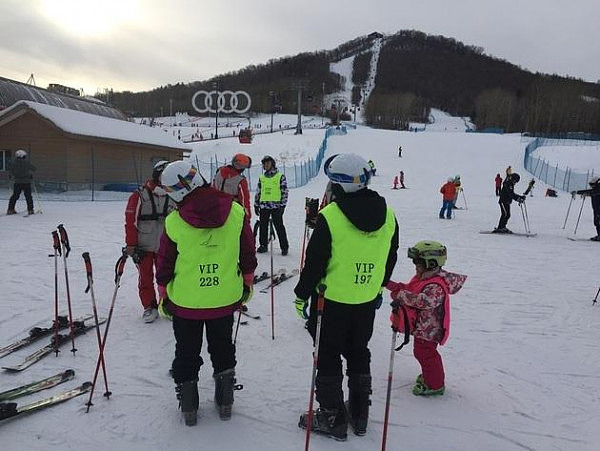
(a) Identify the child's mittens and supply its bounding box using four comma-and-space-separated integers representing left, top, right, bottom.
386, 280, 407, 301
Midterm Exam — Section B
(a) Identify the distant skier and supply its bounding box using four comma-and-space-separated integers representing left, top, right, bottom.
523, 178, 535, 197
505, 165, 512, 177
393, 175, 400, 190
495, 173, 502, 197
494, 173, 526, 233
452, 175, 462, 209
398, 146, 402, 157
387, 241, 466, 396
439, 178, 456, 219
367, 159, 376, 176
399, 170, 406, 188
572, 177, 600, 241
6, 149, 36, 215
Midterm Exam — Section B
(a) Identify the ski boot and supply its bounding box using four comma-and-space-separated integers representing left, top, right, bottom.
176, 379, 199, 426
346, 374, 371, 436
590, 235, 600, 242
214, 368, 237, 420
299, 407, 348, 441
6, 208, 16, 215
412, 377, 445, 396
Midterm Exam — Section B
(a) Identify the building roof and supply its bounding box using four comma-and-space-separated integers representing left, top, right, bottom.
0, 76, 128, 120
0, 100, 191, 151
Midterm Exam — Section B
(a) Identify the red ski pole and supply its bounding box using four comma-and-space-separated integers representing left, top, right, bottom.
50, 230, 61, 356
86, 250, 128, 411
304, 284, 326, 451
82, 252, 111, 410
57, 224, 76, 354
269, 218, 276, 340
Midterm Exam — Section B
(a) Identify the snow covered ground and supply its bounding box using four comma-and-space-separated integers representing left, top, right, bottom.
1, 115, 600, 450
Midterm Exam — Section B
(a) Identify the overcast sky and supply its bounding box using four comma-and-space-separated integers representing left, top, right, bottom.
1, 0, 598, 96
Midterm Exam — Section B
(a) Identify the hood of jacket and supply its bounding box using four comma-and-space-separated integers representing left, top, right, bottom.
218, 165, 244, 179
334, 188, 388, 232
421, 268, 467, 295
176, 185, 234, 228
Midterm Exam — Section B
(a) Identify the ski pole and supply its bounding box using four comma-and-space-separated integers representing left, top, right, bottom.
593, 287, 599, 305
233, 308, 243, 346
57, 224, 77, 354
523, 201, 531, 233
573, 195, 586, 235
86, 250, 128, 411
33, 182, 43, 214
299, 223, 308, 272
461, 189, 468, 210
304, 284, 326, 451
50, 230, 61, 357
562, 194, 574, 229
269, 218, 276, 340
519, 202, 530, 234
82, 252, 110, 409
381, 327, 399, 451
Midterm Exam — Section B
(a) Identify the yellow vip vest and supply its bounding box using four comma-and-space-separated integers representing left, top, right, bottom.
320, 203, 396, 304
165, 202, 245, 309
259, 172, 283, 202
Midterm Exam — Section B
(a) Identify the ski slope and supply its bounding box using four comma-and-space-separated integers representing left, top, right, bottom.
1, 119, 599, 451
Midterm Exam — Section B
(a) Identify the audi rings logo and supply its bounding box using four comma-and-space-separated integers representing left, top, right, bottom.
191, 90, 252, 114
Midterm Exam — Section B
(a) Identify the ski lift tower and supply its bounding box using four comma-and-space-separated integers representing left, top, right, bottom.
291, 79, 308, 135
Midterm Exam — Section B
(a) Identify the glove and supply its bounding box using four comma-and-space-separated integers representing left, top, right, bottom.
254, 206, 260, 216
571, 191, 577, 199
125, 245, 136, 256
158, 299, 172, 320
240, 285, 253, 305
385, 280, 406, 292
294, 297, 308, 320
518, 195, 526, 204
374, 289, 383, 309
157, 285, 167, 300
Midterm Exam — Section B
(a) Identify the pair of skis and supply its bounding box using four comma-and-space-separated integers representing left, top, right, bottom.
1, 318, 106, 372
0, 370, 91, 422
259, 269, 299, 293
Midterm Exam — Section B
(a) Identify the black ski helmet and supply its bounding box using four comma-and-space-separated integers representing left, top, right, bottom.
510, 173, 520, 184
261, 155, 276, 167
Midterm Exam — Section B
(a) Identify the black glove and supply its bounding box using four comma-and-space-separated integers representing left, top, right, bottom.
517, 195, 526, 204
254, 206, 260, 216
374, 289, 383, 309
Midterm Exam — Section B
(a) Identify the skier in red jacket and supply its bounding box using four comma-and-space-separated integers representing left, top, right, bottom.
439, 178, 457, 219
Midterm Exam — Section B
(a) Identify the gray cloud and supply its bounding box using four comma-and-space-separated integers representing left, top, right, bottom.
1, 0, 598, 95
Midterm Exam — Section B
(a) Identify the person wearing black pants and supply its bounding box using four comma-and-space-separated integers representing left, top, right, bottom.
7, 149, 36, 215
495, 173, 525, 233
574, 177, 600, 241
254, 155, 289, 255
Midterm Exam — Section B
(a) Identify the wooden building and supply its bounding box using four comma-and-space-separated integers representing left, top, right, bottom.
0, 101, 190, 191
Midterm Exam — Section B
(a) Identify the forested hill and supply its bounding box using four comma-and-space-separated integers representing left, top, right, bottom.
100, 30, 600, 134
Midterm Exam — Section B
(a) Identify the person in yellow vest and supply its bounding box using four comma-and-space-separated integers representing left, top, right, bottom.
295, 153, 399, 441
156, 161, 257, 426
254, 155, 289, 255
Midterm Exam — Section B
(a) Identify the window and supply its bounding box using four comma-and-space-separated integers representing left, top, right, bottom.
0, 150, 9, 172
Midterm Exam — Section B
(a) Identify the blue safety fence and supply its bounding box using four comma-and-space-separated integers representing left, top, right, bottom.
192, 125, 348, 192
523, 137, 598, 192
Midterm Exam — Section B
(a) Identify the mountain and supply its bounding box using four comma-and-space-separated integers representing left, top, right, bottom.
98, 30, 600, 134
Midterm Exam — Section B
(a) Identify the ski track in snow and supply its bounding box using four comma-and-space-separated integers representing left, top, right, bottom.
1, 119, 599, 450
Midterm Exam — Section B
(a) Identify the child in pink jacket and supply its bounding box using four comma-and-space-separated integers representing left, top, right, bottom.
387, 241, 466, 396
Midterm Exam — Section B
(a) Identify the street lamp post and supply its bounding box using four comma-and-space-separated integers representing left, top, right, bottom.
269, 91, 274, 133
213, 81, 219, 139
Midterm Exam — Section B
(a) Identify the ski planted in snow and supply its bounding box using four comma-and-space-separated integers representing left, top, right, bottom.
567, 236, 600, 242
241, 311, 261, 320
2, 319, 106, 372
259, 269, 300, 293
0, 315, 94, 359
0, 382, 92, 423
0, 369, 75, 402
479, 230, 537, 238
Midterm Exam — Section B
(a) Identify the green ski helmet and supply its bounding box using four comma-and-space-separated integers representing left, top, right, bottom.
407, 240, 447, 269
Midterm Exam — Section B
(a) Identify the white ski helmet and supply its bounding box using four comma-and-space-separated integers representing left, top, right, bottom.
161, 161, 205, 202
324, 153, 371, 193
15, 149, 27, 158
152, 160, 170, 181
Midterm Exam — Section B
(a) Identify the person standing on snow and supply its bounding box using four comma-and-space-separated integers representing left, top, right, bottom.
386, 241, 466, 396
6, 149, 36, 215
573, 177, 600, 241
494, 173, 526, 233
254, 155, 289, 255
124, 160, 174, 323
294, 153, 399, 440
452, 175, 462, 209
399, 170, 406, 189
156, 161, 257, 426
495, 173, 502, 197
398, 145, 402, 157
212, 153, 252, 218
439, 178, 456, 219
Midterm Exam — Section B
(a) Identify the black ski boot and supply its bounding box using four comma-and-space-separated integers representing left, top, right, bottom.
346, 374, 372, 436
176, 380, 198, 426
214, 368, 235, 420
298, 407, 348, 441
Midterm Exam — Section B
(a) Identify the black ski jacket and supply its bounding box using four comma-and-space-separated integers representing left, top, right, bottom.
294, 188, 399, 301
499, 179, 523, 205
576, 185, 600, 212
